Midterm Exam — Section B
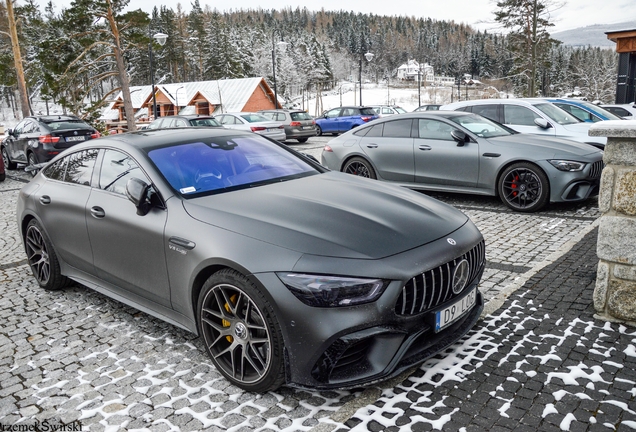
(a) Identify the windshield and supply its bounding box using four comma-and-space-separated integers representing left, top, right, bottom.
395, 107, 407, 114
448, 114, 514, 138
533, 103, 580, 125
575, 101, 622, 120
147, 135, 317, 197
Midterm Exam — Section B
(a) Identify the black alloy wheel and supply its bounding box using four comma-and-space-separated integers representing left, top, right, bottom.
197, 269, 285, 392
2, 147, 17, 170
343, 157, 377, 180
25, 219, 70, 290
498, 162, 549, 212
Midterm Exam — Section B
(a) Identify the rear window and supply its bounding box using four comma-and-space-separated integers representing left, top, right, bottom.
360, 108, 378, 116
45, 120, 91, 131
290, 112, 313, 121
240, 114, 271, 123
190, 118, 222, 127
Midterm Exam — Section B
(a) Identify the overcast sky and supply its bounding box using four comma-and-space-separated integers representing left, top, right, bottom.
49, 0, 635, 33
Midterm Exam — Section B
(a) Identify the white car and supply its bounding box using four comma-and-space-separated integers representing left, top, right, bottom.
600, 103, 636, 120
441, 98, 606, 149
214, 112, 286, 141
369, 105, 408, 117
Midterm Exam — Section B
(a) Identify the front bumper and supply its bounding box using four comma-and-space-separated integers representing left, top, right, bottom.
252, 220, 485, 389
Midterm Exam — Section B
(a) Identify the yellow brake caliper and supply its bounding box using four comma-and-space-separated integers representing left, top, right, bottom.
222, 294, 237, 342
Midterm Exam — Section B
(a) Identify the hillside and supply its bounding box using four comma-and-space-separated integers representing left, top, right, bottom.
552, 20, 636, 47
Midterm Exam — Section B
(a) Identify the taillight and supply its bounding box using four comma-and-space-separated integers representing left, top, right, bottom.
361, 116, 372, 122
91, 131, 101, 139
324, 145, 333, 152
39, 134, 60, 144
290, 121, 302, 126
251, 126, 266, 132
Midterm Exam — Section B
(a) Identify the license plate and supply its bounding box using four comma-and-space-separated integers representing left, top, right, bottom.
302, 126, 312, 130
435, 288, 476, 332
66, 136, 86, 142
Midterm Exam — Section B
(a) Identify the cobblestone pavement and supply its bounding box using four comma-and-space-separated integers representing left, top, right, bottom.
1, 147, 633, 431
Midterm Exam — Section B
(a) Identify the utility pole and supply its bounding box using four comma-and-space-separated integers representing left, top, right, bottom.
5, 0, 31, 118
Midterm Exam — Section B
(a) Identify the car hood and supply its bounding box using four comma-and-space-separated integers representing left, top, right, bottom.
488, 133, 601, 157
182, 172, 469, 259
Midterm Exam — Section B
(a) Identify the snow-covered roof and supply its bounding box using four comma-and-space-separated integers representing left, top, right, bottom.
107, 77, 268, 113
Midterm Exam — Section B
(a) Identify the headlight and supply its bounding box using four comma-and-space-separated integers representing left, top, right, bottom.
277, 273, 387, 307
548, 160, 586, 172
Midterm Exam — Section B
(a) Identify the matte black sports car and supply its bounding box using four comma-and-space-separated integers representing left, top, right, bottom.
17, 128, 485, 392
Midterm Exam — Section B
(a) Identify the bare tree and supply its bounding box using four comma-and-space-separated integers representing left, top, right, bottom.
3, 0, 30, 117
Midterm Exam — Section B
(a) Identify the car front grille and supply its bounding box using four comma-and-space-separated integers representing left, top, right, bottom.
589, 160, 604, 179
395, 240, 485, 316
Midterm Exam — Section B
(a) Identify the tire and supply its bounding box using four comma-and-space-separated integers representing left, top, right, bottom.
342, 157, 377, 180
197, 269, 285, 392
2, 147, 17, 170
297, 137, 308, 143
498, 162, 549, 212
27, 152, 38, 177
316, 125, 323, 136
24, 219, 71, 290
0, 171, 5, 182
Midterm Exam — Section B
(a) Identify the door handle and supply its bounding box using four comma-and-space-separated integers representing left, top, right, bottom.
39, 195, 51, 205
366, 144, 378, 148
90, 206, 105, 218
418, 145, 432, 151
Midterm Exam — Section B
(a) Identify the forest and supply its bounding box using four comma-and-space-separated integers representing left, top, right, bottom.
0, 0, 619, 120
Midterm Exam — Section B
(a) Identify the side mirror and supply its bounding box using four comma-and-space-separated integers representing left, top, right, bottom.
7, 128, 14, 136
126, 177, 152, 216
451, 129, 469, 146
534, 118, 551, 129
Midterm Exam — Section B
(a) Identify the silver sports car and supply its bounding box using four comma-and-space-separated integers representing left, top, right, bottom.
321, 112, 604, 212
17, 128, 485, 392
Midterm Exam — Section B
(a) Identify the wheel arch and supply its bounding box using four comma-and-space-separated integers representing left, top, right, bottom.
339, 153, 377, 173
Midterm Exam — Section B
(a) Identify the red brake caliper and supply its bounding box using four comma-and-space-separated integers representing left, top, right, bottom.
511, 175, 519, 197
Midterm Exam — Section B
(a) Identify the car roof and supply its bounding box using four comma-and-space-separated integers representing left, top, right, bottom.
30, 115, 83, 122
75, 128, 254, 153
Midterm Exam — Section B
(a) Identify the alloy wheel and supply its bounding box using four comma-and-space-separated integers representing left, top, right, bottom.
501, 167, 543, 210
25, 224, 51, 285
199, 283, 271, 384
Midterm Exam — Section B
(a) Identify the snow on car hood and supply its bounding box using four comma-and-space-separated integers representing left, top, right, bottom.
183, 172, 469, 259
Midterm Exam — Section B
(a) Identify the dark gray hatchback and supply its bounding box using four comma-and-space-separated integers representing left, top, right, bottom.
17, 128, 485, 392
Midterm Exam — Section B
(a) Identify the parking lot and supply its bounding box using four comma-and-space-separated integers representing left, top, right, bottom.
0, 135, 608, 431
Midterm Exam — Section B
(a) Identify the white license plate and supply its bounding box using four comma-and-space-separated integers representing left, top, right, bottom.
66, 136, 86, 142
302, 126, 312, 129
435, 287, 476, 332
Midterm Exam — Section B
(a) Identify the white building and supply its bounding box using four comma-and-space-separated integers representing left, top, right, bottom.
396, 60, 434, 82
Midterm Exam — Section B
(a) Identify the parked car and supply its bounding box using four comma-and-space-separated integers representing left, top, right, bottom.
321, 111, 604, 212
214, 112, 286, 141
544, 98, 623, 123
413, 104, 441, 111
17, 128, 485, 392
258, 109, 317, 143
314, 106, 379, 136
441, 99, 606, 149
1, 115, 100, 172
600, 103, 636, 120
369, 105, 408, 117
146, 114, 223, 129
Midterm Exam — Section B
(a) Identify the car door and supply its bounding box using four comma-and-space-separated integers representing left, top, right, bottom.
8, 119, 38, 163
85, 148, 171, 307
320, 108, 342, 134
338, 108, 359, 133
34, 150, 97, 274
359, 119, 415, 182
413, 118, 479, 187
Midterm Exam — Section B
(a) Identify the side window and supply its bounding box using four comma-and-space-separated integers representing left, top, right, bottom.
13, 120, 27, 135
43, 157, 67, 181
382, 108, 392, 115
418, 119, 454, 141
503, 105, 539, 126
382, 119, 412, 138
99, 149, 148, 196
325, 108, 340, 118
364, 123, 384, 137
175, 119, 188, 128
342, 108, 355, 116
64, 149, 98, 186
471, 105, 500, 122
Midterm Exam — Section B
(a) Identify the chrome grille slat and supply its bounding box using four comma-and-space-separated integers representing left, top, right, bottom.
396, 240, 486, 316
